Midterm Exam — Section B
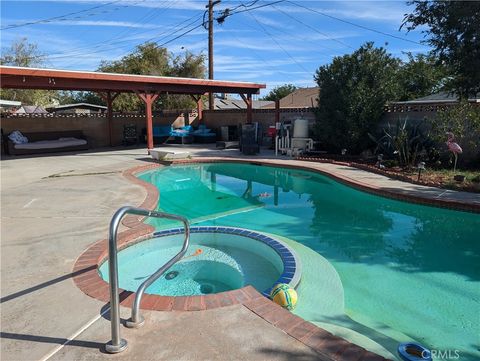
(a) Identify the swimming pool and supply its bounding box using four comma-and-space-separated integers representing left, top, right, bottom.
138, 162, 479, 360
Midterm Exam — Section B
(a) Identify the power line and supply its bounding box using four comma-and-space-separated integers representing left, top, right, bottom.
286, 1, 425, 46
227, 17, 306, 84
156, 24, 204, 47
45, 13, 204, 62
245, 10, 310, 73
1, 0, 130, 30
43, 0, 174, 60
271, 5, 353, 50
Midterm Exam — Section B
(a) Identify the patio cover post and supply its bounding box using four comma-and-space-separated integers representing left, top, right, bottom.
240, 93, 253, 124
275, 99, 280, 124
100, 92, 119, 146
136, 92, 159, 150
190, 95, 203, 124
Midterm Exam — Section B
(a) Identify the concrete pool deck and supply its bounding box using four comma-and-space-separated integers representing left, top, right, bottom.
1, 145, 478, 361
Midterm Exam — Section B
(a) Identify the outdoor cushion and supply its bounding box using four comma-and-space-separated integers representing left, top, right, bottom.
153, 126, 173, 137
14, 138, 87, 150
8, 130, 28, 144
171, 126, 193, 137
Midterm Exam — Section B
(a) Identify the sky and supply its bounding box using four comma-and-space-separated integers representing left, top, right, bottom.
0, 0, 431, 96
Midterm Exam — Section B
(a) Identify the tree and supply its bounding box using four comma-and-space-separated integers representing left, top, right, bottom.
402, 1, 480, 97
97, 42, 206, 111
262, 84, 297, 101
398, 52, 447, 101
314, 42, 401, 153
430, 101, 480, 167
0, 38, 55, 106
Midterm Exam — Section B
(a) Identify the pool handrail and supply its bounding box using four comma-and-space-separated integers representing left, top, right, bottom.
105, 206, 190, 354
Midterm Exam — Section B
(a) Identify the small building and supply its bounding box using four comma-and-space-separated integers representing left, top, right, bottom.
262, 87, 319, 109
14, 105, 48, 114
206, 95, 273, 110
385, 91, 480, 113
0, 99, 21, 113
46, 103, 107, 114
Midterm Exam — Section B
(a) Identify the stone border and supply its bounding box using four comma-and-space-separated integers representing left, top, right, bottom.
74, 226, 301, 310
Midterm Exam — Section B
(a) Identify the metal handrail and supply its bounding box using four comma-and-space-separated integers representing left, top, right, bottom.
105, 206, 190, 354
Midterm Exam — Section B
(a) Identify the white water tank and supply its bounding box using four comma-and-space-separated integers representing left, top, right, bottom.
293, 118, 309, 138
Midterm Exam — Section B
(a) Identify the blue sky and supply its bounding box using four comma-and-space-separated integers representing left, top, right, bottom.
1, 0, 431, 96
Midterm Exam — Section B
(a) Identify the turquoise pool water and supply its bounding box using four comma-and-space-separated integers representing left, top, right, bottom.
139, 163, 479, 360
99, 232, 283, 296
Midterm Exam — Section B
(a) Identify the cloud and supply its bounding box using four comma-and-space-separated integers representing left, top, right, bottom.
2, 19, 159, 28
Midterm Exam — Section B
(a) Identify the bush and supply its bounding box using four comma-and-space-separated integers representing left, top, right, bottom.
430, 101, 480, 168
368, 117, 436, 168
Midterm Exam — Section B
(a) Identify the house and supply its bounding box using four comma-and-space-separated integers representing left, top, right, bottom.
206, 94, 273, 110
386, 91, 480, 112
262, 87, 319, 109
0, 99, 21, 113
46, 103, 107, 114
14, 105, 48, 114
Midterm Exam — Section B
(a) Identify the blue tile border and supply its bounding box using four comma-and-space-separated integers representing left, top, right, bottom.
152, 226, 302, 293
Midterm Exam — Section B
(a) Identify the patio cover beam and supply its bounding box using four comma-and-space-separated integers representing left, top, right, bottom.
190, 95, 204, 124
240, 93, 253, 123
135, 92, 159, 150
99, 92, 120, 147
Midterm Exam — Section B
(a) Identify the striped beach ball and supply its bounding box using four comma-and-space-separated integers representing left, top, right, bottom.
270, 283, 297, 310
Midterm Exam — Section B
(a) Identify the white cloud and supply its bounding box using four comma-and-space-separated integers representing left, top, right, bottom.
2, 19, 159, 28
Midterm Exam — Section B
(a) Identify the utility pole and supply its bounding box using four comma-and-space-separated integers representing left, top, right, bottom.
206, 0, 221, 110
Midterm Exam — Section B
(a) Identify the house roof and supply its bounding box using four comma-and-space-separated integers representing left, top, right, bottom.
0, 99, 21, 107
47, 103, 108, 111
392, 91, 480, 104
14, 105, 48, 114
206, 98, 274, 110
262, 87, 319, 108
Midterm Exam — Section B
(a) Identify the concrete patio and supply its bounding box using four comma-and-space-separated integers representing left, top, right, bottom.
1, 145, 478, 361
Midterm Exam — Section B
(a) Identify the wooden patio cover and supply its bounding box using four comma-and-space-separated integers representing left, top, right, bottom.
0, 66, 266, 149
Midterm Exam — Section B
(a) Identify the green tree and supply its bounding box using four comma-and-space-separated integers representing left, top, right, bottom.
262, 84, 297, 101
0, 38, 56, 106
97, 43, 206, 111
402, 1, 480, 97
430, 101, 480, 167
314, 42, 401, 153
398, 52, 447, 101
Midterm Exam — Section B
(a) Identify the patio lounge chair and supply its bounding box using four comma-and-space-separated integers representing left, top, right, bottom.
192, 124, 217, 143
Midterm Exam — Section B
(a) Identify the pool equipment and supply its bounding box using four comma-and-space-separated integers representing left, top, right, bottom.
105, 206, 190, 354
270, 283, 298, 310
397, 343, 432, 361
275, 118, 314, 157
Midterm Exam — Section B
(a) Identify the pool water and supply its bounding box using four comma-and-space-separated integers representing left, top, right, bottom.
139, 163, 480, 360
99, 232, 283, 296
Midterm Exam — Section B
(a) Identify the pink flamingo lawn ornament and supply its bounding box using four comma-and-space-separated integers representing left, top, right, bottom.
446, 132, 462, 172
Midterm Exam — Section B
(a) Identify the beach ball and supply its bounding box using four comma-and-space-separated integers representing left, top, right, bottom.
270, 283, 297, 310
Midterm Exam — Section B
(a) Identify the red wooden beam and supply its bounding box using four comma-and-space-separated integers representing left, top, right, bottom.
240, 94, 253, 123
135, 92, 159, 150
275, 99, 280, 124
